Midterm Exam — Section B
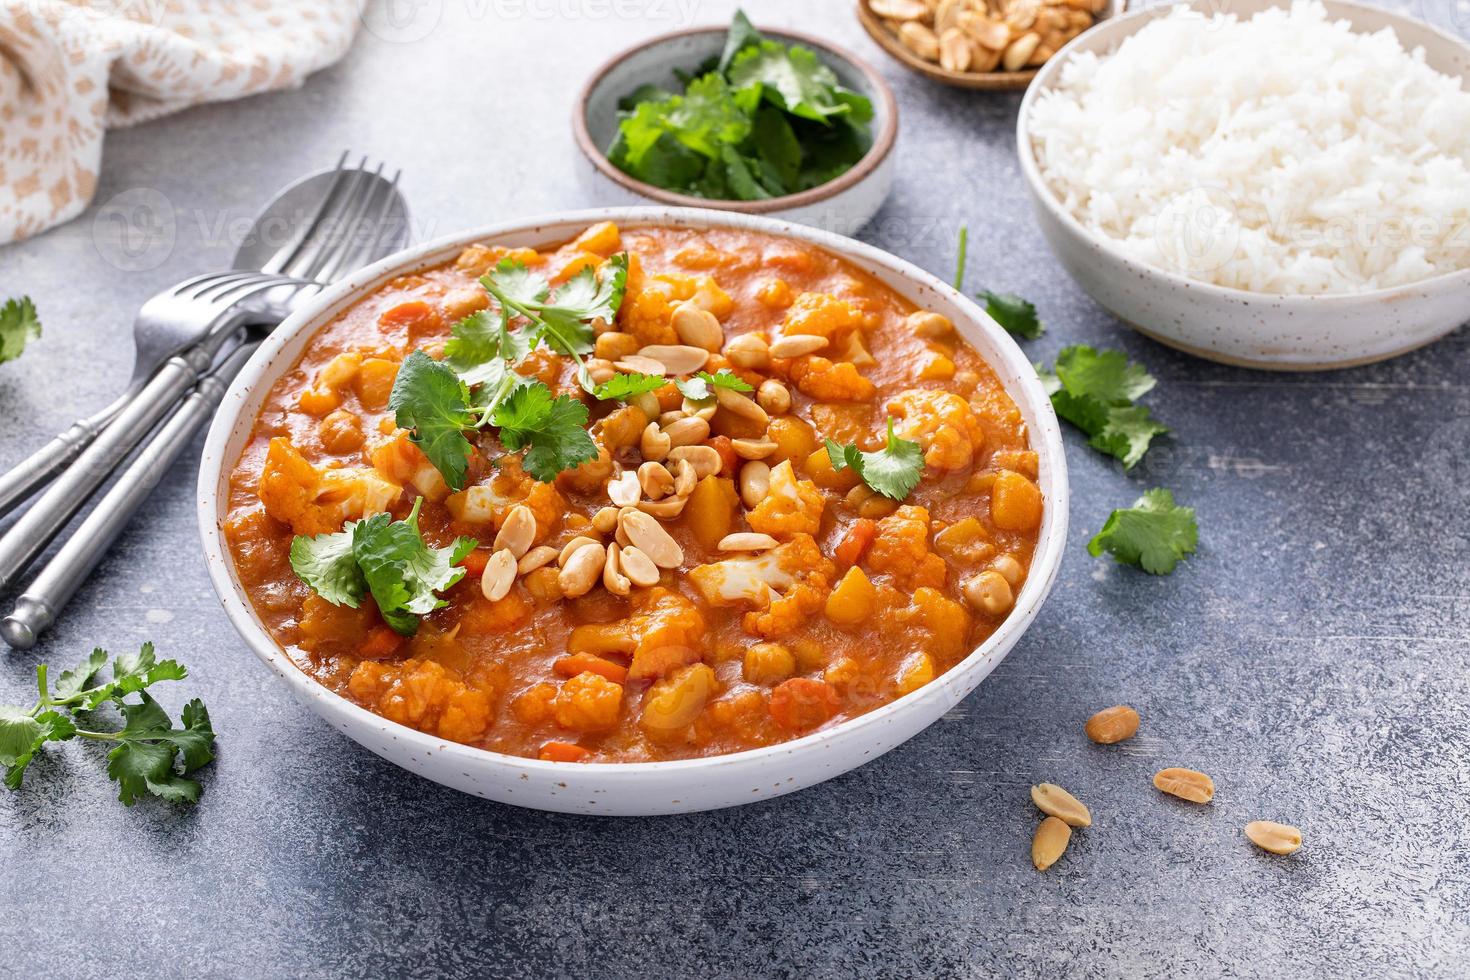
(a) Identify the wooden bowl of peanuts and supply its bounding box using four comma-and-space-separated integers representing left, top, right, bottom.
857, 0, 1123, 90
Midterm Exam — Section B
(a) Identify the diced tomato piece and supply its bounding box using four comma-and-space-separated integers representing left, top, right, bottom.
358, 625, 407, 661
834, 518, 878, 568
768, 677, 840, 732
538, 741, 592, 763
460, 550, 489, 578
705, 435, 738, 477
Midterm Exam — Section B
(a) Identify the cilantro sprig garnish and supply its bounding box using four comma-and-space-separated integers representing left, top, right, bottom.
676, 369, 753, 402
0, 295, 41, 364
0, 643, 215, 805
290, 498, 477, 636
1039, 345, 1168, 470
492, 384, 599, 483
980, 290, 1044, 340
388, 254, 625, 489
1089, 488, 1199, 575
607, 10, 874, 201
825, 418, 925, 501
594, 371, 667, 402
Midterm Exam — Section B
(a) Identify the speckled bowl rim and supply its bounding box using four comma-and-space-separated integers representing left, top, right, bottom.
197, 206, 1068, 783
571, 25, 899, 213
1015, 0, 1470, 306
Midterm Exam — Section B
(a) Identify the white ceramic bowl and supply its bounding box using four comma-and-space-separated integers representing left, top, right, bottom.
573, 26, 898, 237
197, 207, 1068, 816
1017, 0, 1470, 371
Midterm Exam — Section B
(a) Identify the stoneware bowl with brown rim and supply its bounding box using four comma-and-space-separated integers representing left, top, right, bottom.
197, 207, 1069, 816
856, 0, 1126, 91
573, 26, 898, 237
1017, 0, 1470, 370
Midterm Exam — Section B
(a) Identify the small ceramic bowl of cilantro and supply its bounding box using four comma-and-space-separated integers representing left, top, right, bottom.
573, 11, 898, 236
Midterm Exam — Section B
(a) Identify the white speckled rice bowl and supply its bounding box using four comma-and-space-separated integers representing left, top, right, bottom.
1017, 0, 1470, 369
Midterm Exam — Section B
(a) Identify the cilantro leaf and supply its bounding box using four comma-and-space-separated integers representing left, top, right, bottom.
751, 105, 801, 191
718, 8, 763, 72
349, 499, 476, 636
1088, 404, 1170, 470
480, 254, 628, 365
1088, 488, 1199, 575
290, 501, 475, 636
677, 369, 753, 402
593, 372, 667, 402
1043, 345, 1168, 470
443, 309, 532, 388
51, 648, 108, 703
104, 641, 189, 706
289, 525, 367, 608
388, 351, 478, 491
105, 692, 215, 806
0, 296, 41, 364
1054, 345, 1154, 403
825, 419, 925, 501
980, 290, 1043, 340
492, 383, 599, 483
728, 41, 867, 123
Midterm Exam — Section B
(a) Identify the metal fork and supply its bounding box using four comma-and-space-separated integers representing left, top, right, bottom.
0, 152, 403, 519
0, 271, 311, 598
0, 156, 407, 647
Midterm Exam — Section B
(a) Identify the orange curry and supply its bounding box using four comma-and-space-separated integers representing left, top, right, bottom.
223, 222, 1043, 763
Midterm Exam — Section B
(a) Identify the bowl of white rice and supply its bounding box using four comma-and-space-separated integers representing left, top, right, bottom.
1018, 0, 1470, 370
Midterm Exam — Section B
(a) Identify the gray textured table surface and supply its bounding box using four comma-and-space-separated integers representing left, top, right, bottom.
2, 1, 1468, 977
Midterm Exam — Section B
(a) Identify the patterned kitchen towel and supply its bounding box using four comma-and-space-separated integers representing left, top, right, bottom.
0, 0, 361, 244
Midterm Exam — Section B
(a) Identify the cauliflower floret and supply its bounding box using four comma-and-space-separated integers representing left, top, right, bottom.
901, 586, 971, 660
688, 534, 835, 639
867, 505, 947, 591
746, 459, 825, 538
566, 587, 706, 681
780, 292, 866, 342
617, 282, 680, 346
786, 356, 876, 402
553, 671, 624, 731
260, 437, 401, 536
347, 658, 492, 744
888, 388, 985, 471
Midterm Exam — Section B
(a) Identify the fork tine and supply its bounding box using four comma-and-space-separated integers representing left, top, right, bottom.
263, 150, 353, 277
189, 271, 270, 301
313, 163, 398, 284
285, 157, 373, 282
294, 158, 384, 284
171, 271, 234, 295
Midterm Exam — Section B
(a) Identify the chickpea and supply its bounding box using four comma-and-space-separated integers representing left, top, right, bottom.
905, 310, 953, 339
963, 570, 1014, 616
743, 642, 796, 686
318, 409, 364, 454
991, 554, 1024, 586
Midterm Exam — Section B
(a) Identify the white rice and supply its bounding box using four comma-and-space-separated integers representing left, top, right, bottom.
1027, 1, 1470, 295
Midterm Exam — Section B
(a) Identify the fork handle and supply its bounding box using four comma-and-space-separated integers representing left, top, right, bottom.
0, 343, 257, 650
0, 396, 130, 521
0, 344, 215, 596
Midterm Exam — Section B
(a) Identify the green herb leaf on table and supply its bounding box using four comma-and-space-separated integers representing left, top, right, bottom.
0, 644, 215, 804
1041, 345, 1168, 469
291, 498, 477, 636
492, 383, 600, 483
954, 225, 969, 291
1088, 488, 1199, 575
593, 372, 667, 402
825, 418, 925, 501
980, 289, 1043, 340
676, 369, 754, 402
388, 351, 478, 492
0, 296, 41, 364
